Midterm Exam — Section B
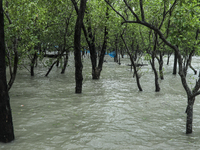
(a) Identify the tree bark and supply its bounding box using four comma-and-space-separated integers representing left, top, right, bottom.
120, 33, 142, 91
95, 6, 109, 79
90, 5, 109, 79
167, 52, 172, 65
74, 0, 86, 93
159, 52, 164, 80
150, 58, 160, 92
186, 97, 195, 134
7, 38, 18, 91
87, 25, 98, 79
130, 56, 143, 91
72, 0, 108, 80
151, 33, 160, 92
30, 52, 38, 76
173, 50, 178, 75
114, 36, 118, 62
61, 51, 69, 74
0, 0, 15, 142
61, 16, 72, 74
4, 8, 18, 91
45, 60, 58, 77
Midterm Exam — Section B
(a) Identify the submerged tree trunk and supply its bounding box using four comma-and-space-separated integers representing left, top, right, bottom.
92, 5, 109, 79
120, 33, 142, 91
130, 56, 143, 91
60, 16, 72, 74
0, 1, 15, 142
159, 52, 164, 80
61, 51, 69, 74
45, 60, 58, 77
56, 51, 60, 67
30, 52, 38, 76
150, 33, 160, 92
173, 50, 178, 75
95, 25, 108, 79
186, 97, 195, 134
167, 52, 172, 65
74, 0, 86, 93
118, 53, 121, 65
114, 36, 118, 62
87, 25, 98, 79
72, 0, 108, 80
150, 58, 160, 92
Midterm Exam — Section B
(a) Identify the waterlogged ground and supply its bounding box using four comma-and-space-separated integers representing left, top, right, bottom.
1, 54, 200, 150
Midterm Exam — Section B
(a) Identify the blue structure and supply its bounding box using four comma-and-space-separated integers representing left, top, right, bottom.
108, 51, 116, 58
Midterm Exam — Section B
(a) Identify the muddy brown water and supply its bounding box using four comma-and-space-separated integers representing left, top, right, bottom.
1, 54, 200, 149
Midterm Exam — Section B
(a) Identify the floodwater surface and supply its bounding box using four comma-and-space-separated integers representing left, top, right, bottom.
1, 54, 200, 150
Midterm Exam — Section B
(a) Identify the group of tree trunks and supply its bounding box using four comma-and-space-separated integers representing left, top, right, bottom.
105, 0, 200, 134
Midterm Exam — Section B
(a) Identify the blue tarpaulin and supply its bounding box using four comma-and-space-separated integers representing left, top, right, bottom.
108, 51, 116, 58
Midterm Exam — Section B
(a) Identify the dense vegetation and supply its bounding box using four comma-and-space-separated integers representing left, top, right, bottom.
0, 0, 200, 143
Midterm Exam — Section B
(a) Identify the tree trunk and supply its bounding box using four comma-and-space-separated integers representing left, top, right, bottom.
0, 1, 15, 142
7, 38, 18, 91
114, 49, 118, 62
61, 51, 69, 74
74, 0, 86, 93
56, 51, 60, 67
173, 50, 178, 75
186, 97, 195, 134
159, 52, 164, 80
118, 53, 121, 65
150, 58, 160, 92
91, 6, 109, 79
92, 67, 101, 79
60, 16, 71, 74
71, 0, 100, 80
186, 50, 196, 75
114, 37, 118, 62
151, 33, 160, 92
87, 25, 98, 79
131, 56, 142, 91
167, 53, 170, 65
45, 60, 58, 77
120, 33, 142, 91
30, 52, 37, 76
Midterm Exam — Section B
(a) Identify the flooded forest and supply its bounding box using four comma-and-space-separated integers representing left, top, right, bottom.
1, 0, 200, 149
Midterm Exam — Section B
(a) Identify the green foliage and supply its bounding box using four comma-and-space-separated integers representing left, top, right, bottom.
4, 0, 76, 69
144, 53, 152, 61
3, 0, 200, 72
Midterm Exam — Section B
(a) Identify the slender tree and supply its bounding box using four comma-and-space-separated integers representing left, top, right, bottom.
0, 0, 14, 142
74, 0, 87, 93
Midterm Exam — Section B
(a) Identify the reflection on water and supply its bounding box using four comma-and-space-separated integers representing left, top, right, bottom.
1, 55, 200, 149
